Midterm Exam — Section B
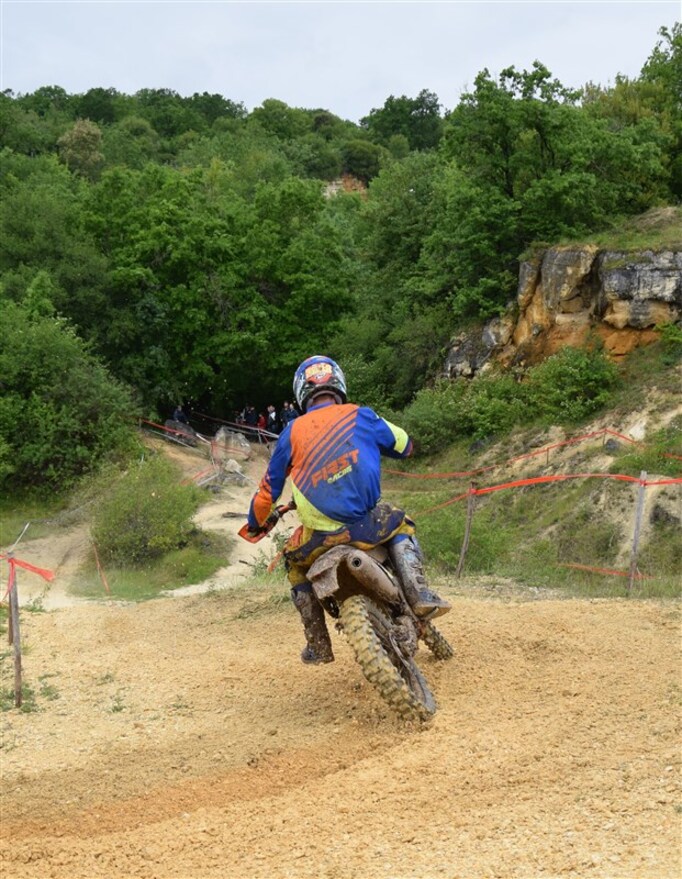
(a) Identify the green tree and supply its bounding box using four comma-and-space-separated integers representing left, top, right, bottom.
58, 118, 105, 179
102, 115, 161, 168
435, 61, 669, 316
75, 87, 126, 124
332, 152, 451, 406
361, 90, 443, 151
0, 150, 108, 333
0, 299, 135, 491
0, 92, 54, 155
188, 92, 246, 126
249, 99, 311, 139
641, 23, 682, 104
133, 88, 205, 138
341, 139, 383, 183
420, 167, 520, 318
640, 23, 682, 197
16, 85, 75, 118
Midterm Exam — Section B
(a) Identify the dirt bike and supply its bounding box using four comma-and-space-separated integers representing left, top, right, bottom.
239, 504, 453, 722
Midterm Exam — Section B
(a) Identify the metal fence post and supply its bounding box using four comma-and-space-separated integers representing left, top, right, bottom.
627, 471, 647, 595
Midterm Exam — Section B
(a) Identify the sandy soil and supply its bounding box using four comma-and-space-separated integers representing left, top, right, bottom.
1, 443, 680, 879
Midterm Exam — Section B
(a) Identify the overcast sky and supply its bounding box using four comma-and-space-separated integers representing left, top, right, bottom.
1, 1, 679, 122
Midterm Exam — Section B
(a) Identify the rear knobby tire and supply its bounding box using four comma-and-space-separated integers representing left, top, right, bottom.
420, 621, 455, 661
339, 594, 436, 721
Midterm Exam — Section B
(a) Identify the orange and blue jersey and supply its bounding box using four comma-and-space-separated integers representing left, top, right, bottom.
248, 400, 413, 532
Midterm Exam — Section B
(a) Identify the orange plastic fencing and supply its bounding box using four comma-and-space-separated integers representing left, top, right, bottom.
0, 553, 54, 599
389, 432, 681, 582
385, 427, 681, 481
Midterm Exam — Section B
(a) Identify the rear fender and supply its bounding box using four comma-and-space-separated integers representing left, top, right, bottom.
308, 545, 403, 605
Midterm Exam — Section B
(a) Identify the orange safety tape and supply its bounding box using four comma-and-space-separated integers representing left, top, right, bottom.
472, 472, 641, 496
414, 491, 470, 516
386, 429, 609, 480
385, 429, 609, 480
139, 417, 193, 438
181, 464, 217, 485
267, 551, 284, 573
507, 429, 610, 464
0, 553, 55, 581
413, 472, 682, 517
0, 554, 55, 599
385, 426, 681, 482
604, 428, 639, 444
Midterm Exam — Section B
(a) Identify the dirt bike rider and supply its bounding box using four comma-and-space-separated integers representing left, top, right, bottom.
246, 355, 450, 665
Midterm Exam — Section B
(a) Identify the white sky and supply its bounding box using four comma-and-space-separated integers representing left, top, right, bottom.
1, 1, 679, 122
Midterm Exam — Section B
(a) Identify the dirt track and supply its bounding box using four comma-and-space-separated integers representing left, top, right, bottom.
1, 447, 680, 878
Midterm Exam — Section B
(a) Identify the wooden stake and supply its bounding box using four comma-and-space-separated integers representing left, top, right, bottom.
627, 471, 647, 595
8, 571, 22, 707
455, 482, 477, 579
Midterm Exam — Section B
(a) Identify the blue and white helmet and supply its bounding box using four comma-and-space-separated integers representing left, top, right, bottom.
293, 356, 347, 413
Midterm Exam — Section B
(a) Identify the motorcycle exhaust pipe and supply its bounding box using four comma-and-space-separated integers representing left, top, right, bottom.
344, 552, 403, 605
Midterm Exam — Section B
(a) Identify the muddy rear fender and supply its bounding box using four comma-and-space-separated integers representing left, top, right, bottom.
308, 545, 403, 605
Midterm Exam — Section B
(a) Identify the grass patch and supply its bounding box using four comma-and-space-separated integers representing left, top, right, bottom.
38, 673, 60, 701
0, 493, 72, 546
611, 344, 682, 410
109, 691, 126, 713
637, 522, 682, 598
0, 683, 38, 713
556, 206, 682, 252
234, 588, 291, 619
609, 418, 682, 479
386, 469, 680, 600
384, 338, 681, 601
71, 529, 233, 602
183, 566, 292, 620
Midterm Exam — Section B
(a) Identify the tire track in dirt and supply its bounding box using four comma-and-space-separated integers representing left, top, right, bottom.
1, 588, 680, 879
2, 438, 680, 878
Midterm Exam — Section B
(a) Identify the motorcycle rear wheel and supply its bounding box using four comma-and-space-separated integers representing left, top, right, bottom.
339, 594, 436, 721
420, 621, 455, 661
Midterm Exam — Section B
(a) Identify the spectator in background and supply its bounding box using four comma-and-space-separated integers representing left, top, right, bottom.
256, 411, 267, 443
244, 405, 258, 427
280, 401, 298, 428
267, 404, 280, 435
173, 404, 188, 424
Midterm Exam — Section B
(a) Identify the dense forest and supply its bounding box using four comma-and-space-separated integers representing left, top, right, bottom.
0, 24, 680, 490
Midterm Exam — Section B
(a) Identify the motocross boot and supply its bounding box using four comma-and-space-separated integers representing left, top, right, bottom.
291, 584, 335, 665
388, 537, 451, 620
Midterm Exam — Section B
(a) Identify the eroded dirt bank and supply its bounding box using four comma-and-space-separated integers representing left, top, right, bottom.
1, 586, 680, 879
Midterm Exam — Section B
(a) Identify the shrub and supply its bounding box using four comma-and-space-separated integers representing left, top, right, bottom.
0, 299, 137, 492
401, 373, 528, 454
400, 380, 470, 454
526, 346, 620, 423
400, 346, 618, 455
659, 322, 682, 365
91, 455, 203, 566
465, 374, 529, 439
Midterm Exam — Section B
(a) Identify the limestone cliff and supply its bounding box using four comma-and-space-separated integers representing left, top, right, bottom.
445, 243, 682, 378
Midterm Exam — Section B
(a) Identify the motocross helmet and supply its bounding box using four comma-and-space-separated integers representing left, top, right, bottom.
293, 355, 347, 413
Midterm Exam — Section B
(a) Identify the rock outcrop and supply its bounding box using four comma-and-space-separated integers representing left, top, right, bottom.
445, 244, 682, 378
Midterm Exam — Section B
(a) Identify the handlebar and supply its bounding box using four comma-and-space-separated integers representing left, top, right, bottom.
238, 501, 296, 543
